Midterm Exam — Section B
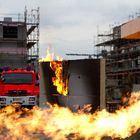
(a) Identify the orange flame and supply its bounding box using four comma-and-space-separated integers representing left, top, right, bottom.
39, 49, 68, 96
1, 92, 140, 139
50, 61, 68, 96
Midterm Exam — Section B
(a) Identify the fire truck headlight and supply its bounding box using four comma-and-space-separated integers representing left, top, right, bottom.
29, 97, 35, 101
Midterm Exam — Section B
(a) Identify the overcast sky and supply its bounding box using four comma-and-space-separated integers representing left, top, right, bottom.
1, 0, 140, 59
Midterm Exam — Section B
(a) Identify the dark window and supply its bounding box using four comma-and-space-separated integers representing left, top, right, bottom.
3, 73, 32, 84
3, 26, 18, 38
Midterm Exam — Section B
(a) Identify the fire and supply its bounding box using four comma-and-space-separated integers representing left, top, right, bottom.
39, 49, 68, 96
0, 92, 140, 139
39, 49, 54, 62
50, 61, 68, 96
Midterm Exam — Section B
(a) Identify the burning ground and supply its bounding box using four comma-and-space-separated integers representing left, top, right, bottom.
0, 92, 140, 140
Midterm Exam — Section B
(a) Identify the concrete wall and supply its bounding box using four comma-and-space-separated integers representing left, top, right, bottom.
0, 26, 3, 39
18, 25, 26, 40
0, 23, 26, 40
100, 59, 105, 109
39, 59, 106, 112
121, 17, 140, 39
0, 23, 27, 68
0, 42, 26, 54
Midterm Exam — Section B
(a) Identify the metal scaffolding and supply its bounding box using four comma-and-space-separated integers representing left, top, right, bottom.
0, 7, 40, 71
24, 7, 40, 65
95, 16, 140, 112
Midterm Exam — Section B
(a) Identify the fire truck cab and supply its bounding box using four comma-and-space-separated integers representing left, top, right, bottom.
0, 69, 39, 107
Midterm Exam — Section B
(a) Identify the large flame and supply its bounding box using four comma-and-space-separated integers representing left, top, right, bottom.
0, 92, 140, 139
39, 49, 68, 96
50, 61, 68, 96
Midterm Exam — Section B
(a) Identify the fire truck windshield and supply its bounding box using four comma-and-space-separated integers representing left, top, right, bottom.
3, 73, 33, 84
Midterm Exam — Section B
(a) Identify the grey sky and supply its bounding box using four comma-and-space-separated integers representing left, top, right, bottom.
1, 0, 140, 59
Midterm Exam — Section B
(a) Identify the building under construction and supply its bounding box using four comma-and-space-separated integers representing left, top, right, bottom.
0, 7, 40, 71
96, 16, 140, 111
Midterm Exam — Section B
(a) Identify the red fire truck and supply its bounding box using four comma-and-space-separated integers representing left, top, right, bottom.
0, 69, 39, 107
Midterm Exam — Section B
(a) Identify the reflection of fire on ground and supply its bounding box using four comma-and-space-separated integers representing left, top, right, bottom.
1, 92, 140, 140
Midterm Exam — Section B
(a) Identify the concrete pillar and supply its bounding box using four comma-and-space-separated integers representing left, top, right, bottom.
100, 59, 106, 109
